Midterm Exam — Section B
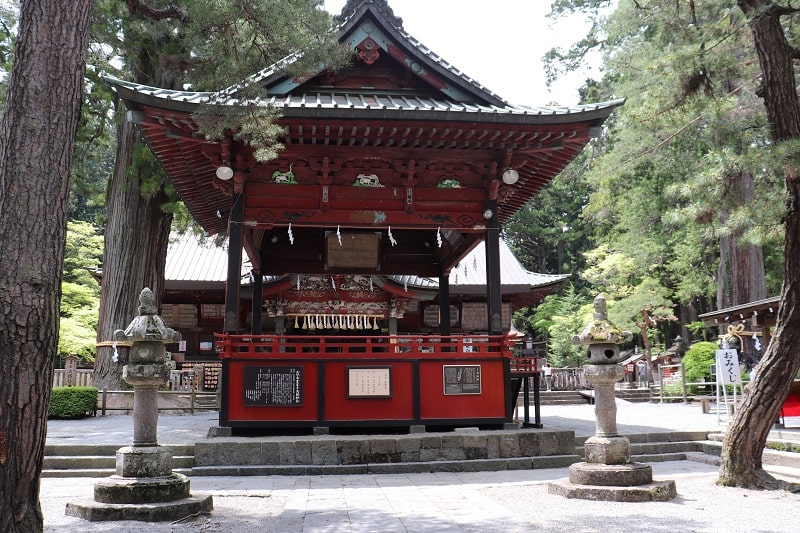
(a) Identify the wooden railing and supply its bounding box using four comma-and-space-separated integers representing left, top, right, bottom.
52, 368, 93, 387
96, 388, 221, 415
215, 333, 514, 359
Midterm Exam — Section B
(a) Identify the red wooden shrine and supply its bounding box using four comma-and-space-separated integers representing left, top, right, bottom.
107, 0, 621, 431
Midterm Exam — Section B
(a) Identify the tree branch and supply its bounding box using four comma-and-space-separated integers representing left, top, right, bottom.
125, 0, 186, 22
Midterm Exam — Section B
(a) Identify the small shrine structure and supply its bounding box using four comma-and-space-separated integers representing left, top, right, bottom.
106, 0, 621, 432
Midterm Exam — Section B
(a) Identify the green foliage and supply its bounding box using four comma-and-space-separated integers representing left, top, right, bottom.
63, 221, 103, 287
504, 162, 595, 275
0, 1, 18, 104
765, 442, 800, 453
683, 341, 718, 384
48, 387, 98, 419
608, 278, 676, 334
534, 0, 786, 344
534, 284, 593, 367
59, 222, 102, 362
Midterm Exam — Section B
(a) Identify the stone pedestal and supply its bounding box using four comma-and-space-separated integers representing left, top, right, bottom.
66, 288, 213, 521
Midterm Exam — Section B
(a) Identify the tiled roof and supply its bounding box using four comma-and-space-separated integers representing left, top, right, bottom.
106, 78, 622, 125
164, 233, 251, 285
164, 233, 564, 294
390, 240, 568, 294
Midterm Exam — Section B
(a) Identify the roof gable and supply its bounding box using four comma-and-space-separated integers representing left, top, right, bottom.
254, 0, 507, 106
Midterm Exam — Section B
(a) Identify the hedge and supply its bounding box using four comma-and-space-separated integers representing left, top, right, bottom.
49, 386, 98, 419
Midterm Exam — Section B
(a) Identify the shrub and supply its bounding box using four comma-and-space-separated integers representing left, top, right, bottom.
682, 341, 718, 394
48, 386, 98, 419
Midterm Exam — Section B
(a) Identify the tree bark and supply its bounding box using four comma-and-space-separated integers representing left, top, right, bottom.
0, 0, 92, 529
716, 169, 767, 309
720, 0, 800, 489
93, 113, 172, 389
719, 168, 800, 490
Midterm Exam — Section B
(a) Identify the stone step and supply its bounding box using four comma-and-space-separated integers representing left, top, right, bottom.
575, 441, 702, 458
42, 444, 195, 478
694, 439, 800, 470
41, 467, 193, 479
43, 455, 195, 470
191, 455, 583, 477
575, 431, 711, 445
43, 444, 195, 456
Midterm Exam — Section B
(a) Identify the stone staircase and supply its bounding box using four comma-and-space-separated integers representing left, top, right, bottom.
534, 389, 652, 406
42, 444, 195, 478
537, 390, 591, 405
575, 431, 710, 463
615, 388, 652, 403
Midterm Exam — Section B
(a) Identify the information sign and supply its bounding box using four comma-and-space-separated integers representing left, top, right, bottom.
243, 366, 303, 406
443, 364, 481, 395
716, 350, 742, 385
346, 366, 392, 398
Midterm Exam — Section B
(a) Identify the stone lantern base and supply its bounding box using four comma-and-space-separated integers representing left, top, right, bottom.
65, 492, 213, 522
65, 446, 213, 521
548, 476, 677, 502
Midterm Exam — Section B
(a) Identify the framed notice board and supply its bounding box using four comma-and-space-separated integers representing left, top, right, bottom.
443, 364, 482, 395
243, 366, 303, 406
346, 366, 392, 398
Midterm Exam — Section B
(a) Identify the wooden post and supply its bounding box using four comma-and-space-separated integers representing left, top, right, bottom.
485, 199, 502, 335
224, 191, 244, 333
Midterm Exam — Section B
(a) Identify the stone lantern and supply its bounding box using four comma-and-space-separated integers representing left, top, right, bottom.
66, 288, 213, 521
548, 294, 676, 501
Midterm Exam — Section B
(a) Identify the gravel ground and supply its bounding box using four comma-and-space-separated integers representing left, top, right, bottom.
42, 462, 799, 532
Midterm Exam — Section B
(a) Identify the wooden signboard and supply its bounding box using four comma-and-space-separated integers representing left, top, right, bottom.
325, 232, 380, 269
423, 305, 459, 327
459, 302, 513, 331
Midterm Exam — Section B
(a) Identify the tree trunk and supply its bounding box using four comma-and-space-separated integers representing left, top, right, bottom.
719, 169, 800, 490
93, 113, 172, 389
716, 168, 767, 309
93, 37, 180, 389
0, 0, 92, 529
720, 0, 800, 489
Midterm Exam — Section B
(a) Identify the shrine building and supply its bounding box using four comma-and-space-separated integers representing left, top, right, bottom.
107, 0, 622, 432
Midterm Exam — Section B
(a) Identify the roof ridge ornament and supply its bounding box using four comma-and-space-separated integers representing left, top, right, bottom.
338, 0, 403, 29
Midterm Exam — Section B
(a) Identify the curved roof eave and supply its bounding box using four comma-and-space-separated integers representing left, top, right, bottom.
104, 76, 624, 128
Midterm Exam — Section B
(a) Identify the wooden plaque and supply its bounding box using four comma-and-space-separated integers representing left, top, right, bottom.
325, 232, 380, 269
346, 366, 392, 398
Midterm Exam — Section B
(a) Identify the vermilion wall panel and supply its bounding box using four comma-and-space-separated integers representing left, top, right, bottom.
418, 360, 506, 419
323, 361, 414, 421
225, 360, 319, 422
